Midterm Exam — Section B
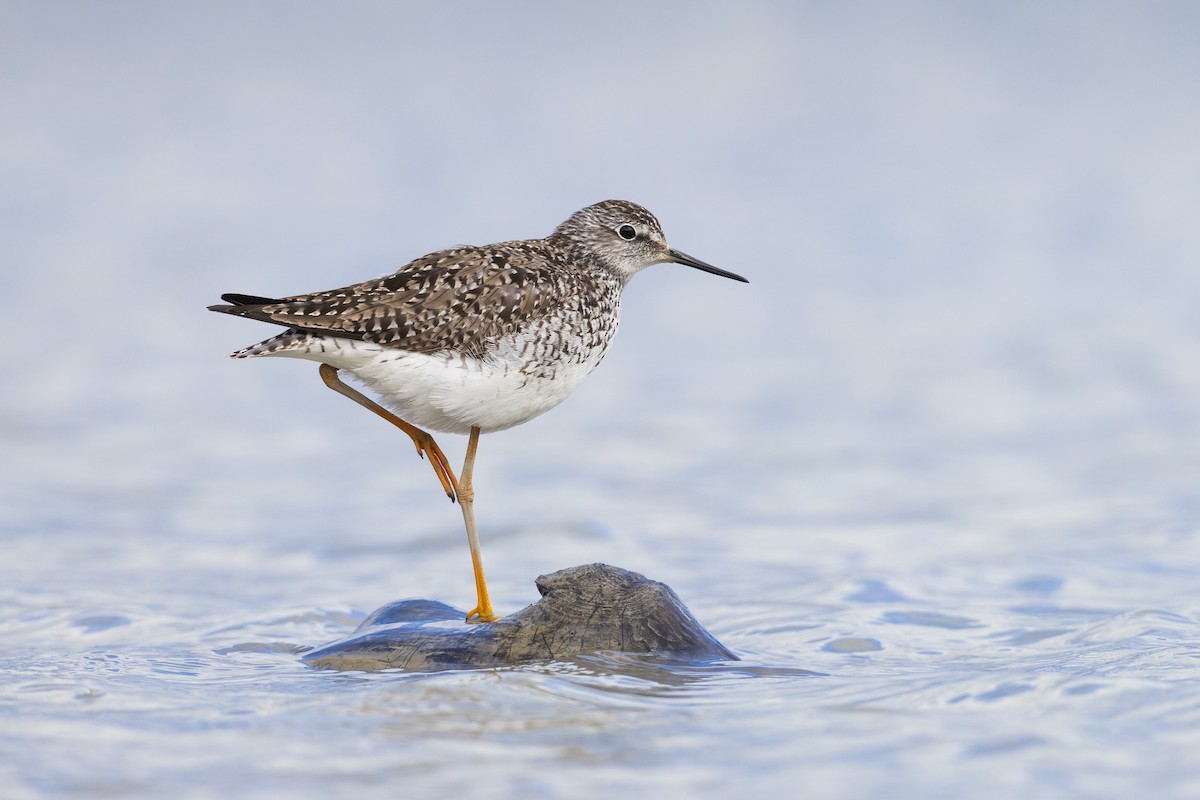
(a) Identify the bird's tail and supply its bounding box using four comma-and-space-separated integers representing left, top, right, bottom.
227, 331, 311, 359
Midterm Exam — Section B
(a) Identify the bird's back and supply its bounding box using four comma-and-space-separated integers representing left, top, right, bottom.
210, 238, 623, 361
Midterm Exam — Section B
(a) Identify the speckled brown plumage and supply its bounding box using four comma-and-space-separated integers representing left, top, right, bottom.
211, 239, 620, 360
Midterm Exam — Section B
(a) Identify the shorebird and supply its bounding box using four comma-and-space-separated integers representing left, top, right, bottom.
209, 200, 748, 622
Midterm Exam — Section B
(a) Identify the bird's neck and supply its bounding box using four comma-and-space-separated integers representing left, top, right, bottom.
544, 235, 631, 289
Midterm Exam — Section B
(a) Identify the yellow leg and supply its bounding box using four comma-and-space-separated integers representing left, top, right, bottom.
460, 426, 497, 623
318, 364, 459, 502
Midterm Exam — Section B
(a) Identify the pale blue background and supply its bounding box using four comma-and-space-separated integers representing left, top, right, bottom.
3, 3, 1200, 798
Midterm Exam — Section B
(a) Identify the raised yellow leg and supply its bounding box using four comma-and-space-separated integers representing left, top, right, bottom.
318, 364, 459, 502
460, 426, 497, 623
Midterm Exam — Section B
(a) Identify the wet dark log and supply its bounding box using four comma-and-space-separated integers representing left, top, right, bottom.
302, 563, 737, 671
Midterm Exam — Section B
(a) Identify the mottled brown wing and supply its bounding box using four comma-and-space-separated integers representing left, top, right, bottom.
248, 241, 565, 356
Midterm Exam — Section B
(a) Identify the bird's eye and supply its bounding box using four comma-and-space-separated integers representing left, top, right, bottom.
617, 224, 637, 241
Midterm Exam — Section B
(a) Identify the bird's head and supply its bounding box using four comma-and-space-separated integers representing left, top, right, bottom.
549, 200, 748, 284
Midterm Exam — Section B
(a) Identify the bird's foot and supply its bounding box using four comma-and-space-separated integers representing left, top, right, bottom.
410, 431, 459, 503
465, 606, 499, 624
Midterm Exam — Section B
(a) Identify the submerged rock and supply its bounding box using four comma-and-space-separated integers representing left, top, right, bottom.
302, 563, 737, 671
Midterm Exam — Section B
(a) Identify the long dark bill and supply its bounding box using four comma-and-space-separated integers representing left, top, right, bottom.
668, 248, 749, 283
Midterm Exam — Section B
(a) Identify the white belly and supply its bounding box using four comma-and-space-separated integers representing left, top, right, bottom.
271, 331, 611, 435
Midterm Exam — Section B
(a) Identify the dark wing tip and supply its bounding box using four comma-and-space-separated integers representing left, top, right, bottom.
220, 293, 280, 306
209, 293, 284, 317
